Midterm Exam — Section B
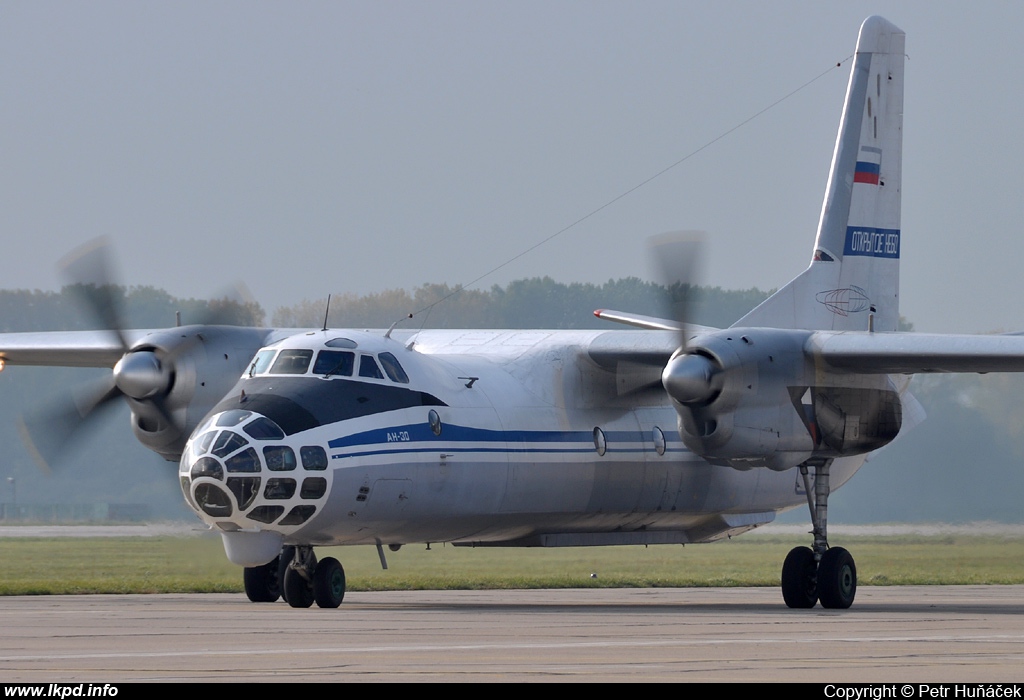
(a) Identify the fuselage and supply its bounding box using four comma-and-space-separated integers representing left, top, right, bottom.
178, 328, 866, 565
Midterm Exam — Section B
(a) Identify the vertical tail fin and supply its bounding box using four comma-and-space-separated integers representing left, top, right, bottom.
735, 16, 905, 331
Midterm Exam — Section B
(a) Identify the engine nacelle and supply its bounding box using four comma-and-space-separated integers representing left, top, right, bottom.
664, 328, 901, 471
122, 326, 274, 460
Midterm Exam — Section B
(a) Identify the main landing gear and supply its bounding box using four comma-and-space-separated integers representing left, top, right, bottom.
242, 545, 346, 609
781, 460, 857, 609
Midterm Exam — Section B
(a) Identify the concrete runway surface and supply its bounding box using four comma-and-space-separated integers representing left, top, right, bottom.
1, 586, 1023, 682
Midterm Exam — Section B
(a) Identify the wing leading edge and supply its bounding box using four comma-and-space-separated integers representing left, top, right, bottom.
0, 330, 142, 368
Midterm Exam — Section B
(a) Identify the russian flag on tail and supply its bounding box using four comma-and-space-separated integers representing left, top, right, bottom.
854, 147, 882, 185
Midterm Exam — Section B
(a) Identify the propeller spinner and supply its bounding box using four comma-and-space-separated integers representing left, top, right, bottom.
644, 231, 725, 407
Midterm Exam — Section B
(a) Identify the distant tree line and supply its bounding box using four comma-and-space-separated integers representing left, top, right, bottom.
0, 279, 773, 333
272, 277, 773, 330
0, 285, 264, 332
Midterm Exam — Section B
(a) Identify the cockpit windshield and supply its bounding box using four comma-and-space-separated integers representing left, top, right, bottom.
313, 350, 354, 377
249, 350, 275, 377
358, 354, 384, 379
246, 337, 412, 385
269, 349, 313, 375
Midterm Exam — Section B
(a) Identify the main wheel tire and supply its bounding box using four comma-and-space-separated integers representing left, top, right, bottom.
781, 545, 818, 608
243, 556, 281, 603
312, 557, 346, 609
817, 546, 857, 609
283, 566, 315, 608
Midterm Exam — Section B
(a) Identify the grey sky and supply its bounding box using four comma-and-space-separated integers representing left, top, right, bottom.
1, 2, 1021, 333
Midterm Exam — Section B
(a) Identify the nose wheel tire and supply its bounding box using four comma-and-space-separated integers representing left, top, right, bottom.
283, 565, 316, 608
282, 547, 317, 609
242, 555, 282, 603
312, 557, 346, 608
817, 546, 857, 609
781, 546, 818, 609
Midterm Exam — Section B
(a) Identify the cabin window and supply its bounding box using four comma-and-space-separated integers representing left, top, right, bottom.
379, 352, 410, 383
269, 349, 313, 375
313, 350, 354, 377
653, 427, 666, 456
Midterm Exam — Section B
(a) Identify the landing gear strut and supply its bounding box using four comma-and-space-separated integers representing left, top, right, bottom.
276, 545, 347, 609
781, 460, 857, 609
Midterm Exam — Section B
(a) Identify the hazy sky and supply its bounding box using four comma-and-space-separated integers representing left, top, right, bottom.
2, 2, 1022, 333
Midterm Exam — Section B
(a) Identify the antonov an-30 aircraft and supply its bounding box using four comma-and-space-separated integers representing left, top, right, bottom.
1, 16, 1021, 610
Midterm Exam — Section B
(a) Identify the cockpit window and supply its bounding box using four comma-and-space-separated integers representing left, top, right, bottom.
243, 417, 285, 440
378, 352, 410, 383
269, 349, 313, 375
264, 445, 297, 471
216, 410, 252, 427
313, 350, 354, 377
192, 430, 217, 459
225, 447, 260, 473
212, 431, 249, 458
358, 354, 384, 379
248, 350, 276, 377
300, 446, 328, 470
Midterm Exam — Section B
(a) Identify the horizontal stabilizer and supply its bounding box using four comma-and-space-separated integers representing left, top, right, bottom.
593, 309, 682, 331
807, 331, 1024, 374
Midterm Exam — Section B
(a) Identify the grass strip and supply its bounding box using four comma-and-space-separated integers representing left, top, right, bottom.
2, 532, 1024, 595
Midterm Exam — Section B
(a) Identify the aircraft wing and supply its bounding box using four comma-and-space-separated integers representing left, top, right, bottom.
0, 330, 147, 368
586, 329, 680, 370
807, 331, 1024, 374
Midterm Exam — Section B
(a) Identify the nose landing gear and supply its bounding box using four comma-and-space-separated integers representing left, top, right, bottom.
242, 545, 346, 609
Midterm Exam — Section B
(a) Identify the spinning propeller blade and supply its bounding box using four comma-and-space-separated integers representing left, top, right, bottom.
646, 230, 706, 348
21, 239, 183, 470
646, 232, 724, 407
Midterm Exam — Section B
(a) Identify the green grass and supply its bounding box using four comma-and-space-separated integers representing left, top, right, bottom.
2, 532, 1024, 595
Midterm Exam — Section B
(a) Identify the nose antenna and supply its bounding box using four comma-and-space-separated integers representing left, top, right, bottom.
321, 295, 332, 332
